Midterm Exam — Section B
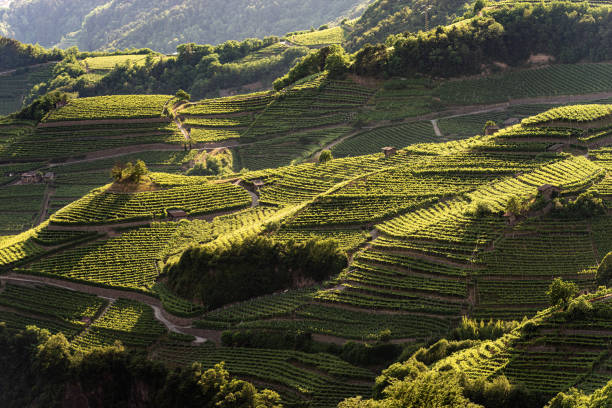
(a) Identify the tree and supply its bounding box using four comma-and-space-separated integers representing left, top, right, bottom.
132, 159, 149, 183
319, 150, 333, 164
111, 160, 149, 184
175, 89, 191, 102
547, 278, 579, 307
596, 252, 612, 286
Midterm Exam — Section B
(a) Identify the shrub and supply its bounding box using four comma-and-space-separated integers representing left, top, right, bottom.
111, 160, 149, 184
175, 89, 191, 101
547, 278, 579, 307
319, 149, 333, 163
450, 316, 518, 341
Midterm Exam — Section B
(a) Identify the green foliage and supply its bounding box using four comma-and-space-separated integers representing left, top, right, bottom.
354, 44, 388, 77
186, 151, 233, 176
0, 324, 279, 408
341, 369, 481, 408
274, 45, 349, 90
372, 358, 428, 399
545, 380, 612, 408
463, 375, 539, 408
551, 192, 606, 219
13, 91, 70, 122
318, 149, 333, 163
547, 278, 579, 307
111, 160, 149, 184
413, 339, 479, 366
0, 36, 63, 70
450, 316, 519, 341
164, 236, 347, 309
175, 89, 191, 102
345, 0, 468, 52
352, 3, 612, 78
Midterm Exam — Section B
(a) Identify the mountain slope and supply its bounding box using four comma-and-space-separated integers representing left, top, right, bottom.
1, 0, 373, 52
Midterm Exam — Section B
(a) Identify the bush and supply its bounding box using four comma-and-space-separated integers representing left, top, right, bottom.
319, 149, 333, 163
450, 317, 518, 341
111, 160, 149, 184
547, 278, 579, 307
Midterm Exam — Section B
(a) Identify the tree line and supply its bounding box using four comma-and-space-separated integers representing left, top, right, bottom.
0, 324, 281, 408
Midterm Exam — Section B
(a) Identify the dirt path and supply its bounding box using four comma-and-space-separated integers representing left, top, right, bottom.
431, 119, 443, 137
0, 274, 207, 343
310, 129, 363, 162
36, 185, 54, 226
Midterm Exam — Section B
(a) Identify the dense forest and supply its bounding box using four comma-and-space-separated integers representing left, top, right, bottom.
0, 0, 371, 52
276, 2, 612, 89
0, 324, 280, 408
0, 36, 63, 71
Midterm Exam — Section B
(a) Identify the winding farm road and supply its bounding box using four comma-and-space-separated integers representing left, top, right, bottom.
0, 274, 207, 344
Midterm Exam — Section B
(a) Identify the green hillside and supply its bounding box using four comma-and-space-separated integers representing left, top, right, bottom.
1, 1, 612, 406
0, 0, 372, 53
2, 96, 612, 406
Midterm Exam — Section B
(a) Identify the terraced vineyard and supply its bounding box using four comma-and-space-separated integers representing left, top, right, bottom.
288, 26, 347, 46
3, 66, 612, 407
50, 175, 251, 225
0, 64, 55, 115
437, 63, 612, 105
81, 54, 162, 72
43, 95, 171, 122
437, 290, 612, 397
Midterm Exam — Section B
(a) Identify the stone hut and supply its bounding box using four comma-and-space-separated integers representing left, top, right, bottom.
382, 146, 397, 158
167, 209, 188, 220
503, 118, 520, 127
252, 179, 265, 191
43, 172, 55, 183
20, 171, 41, 184
537, 184, 561, 200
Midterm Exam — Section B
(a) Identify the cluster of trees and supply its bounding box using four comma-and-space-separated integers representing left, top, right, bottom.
450, 316, 518, 341
275, 2, 612, 90
549, 192, 607, 219
0, 36, 63, 71
111, 160, 149, 184
13, 91, 70, 122
505, 190, 606, 221
28, 37, 309, 101
187, 151, 233, 176
164, 236, 347, 309
380, 2, 612, 78
0, 324, 281, 408
273, 45, 351, 90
